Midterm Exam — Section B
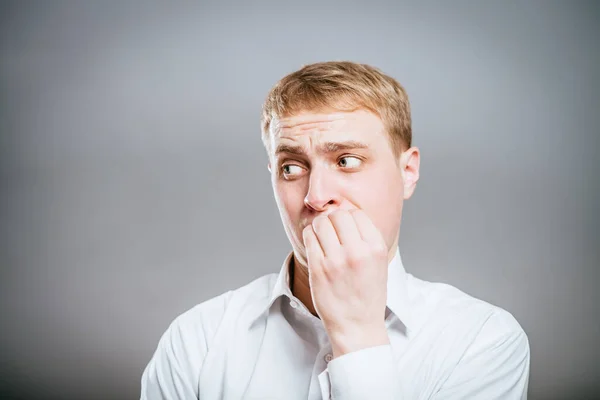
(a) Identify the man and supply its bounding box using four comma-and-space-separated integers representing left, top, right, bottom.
140, 61, 530, 399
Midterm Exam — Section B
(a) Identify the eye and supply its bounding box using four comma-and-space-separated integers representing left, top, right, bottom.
281, 164, 305, 178
338, 156, 362, 169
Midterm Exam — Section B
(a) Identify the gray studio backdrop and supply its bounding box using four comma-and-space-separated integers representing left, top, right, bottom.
1, 1, 598, 399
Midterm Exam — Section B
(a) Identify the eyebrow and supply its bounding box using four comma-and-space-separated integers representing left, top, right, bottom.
275, 140, 369, 156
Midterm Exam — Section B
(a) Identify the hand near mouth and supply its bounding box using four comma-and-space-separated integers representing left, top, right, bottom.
302, 208, 390, 360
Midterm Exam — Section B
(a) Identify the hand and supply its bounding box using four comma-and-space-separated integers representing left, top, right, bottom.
302, 209, 390, 358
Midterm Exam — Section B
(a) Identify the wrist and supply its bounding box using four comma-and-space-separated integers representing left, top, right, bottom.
328, 323, 389, 358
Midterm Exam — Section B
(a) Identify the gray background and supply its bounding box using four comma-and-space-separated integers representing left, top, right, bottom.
1, 1, 598, 399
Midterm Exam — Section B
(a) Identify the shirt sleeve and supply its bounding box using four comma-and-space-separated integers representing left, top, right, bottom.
324, 344, 402, 400
140, 317, 205, 400
433, 315, 531, 400
320, 311, 530, 400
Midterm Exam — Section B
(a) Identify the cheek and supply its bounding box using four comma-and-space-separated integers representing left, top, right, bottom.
275, 182, 305, 219
350, 170, 403, 236
351, 169, 401, 206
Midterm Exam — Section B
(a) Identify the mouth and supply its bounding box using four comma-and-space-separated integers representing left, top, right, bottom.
301, 208, 355, 228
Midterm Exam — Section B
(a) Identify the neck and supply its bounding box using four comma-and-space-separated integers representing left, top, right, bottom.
290, 255, 319, 317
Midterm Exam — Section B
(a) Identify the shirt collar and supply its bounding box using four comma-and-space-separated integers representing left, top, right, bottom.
264, 251, 295, 309
261, 247, 413, 330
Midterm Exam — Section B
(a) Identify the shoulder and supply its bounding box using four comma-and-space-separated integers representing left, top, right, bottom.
141, 273, 278, 397
171, 272, 278, 344
141, 273, 278, 389
408, 275, 528, 343
409, 279, 531, 397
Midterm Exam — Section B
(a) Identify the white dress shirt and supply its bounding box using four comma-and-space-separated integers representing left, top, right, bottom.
141, 248, 530, 399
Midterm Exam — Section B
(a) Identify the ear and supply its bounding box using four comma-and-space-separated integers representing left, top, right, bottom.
268, 162, 272, 173
399, 147, 420, 200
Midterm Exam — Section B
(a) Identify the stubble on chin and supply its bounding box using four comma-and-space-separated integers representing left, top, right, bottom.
292, 230, 309, 270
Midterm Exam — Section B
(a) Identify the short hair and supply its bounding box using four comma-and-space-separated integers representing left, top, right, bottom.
261, 61, 412, 156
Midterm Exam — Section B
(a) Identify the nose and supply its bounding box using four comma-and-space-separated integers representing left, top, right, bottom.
304, 166, 341, 212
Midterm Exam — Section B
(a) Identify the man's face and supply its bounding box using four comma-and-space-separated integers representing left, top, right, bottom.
268, 109, 419, 266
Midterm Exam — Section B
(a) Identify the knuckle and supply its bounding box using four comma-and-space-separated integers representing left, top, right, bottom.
325, 254, 345, 271
373, 242, 388, 257
345, 245, 361, 259
332, 208, 349, 218
346, 245, 369, 266
349, 208, 364, 219
328, 209, 349, 223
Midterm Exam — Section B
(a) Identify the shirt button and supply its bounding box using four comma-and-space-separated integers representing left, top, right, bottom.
289, 300, 298, 309
324, 353, 333, 363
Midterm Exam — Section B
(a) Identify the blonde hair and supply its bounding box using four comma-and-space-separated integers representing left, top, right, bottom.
261, 61, 412, 156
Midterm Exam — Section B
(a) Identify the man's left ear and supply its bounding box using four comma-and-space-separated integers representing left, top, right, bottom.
399, 147, 420, 200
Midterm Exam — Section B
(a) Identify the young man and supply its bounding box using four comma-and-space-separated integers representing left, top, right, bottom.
141, 62, 530, 399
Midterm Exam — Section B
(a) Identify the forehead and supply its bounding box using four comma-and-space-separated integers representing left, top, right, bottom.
270, 110, 385, 143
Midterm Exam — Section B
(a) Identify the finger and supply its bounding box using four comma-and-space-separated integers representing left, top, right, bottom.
327, 210, 362, 246
311, 215, 342, 257
350, 209, 385, 246
302, 224, 324, 266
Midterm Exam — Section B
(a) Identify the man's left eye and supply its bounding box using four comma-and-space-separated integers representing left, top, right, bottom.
338, 156, 362, 168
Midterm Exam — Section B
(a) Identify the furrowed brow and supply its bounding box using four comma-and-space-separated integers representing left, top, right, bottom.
275, 144, 306, 156
274, 140, 369, 157
319, 141, 369, 153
